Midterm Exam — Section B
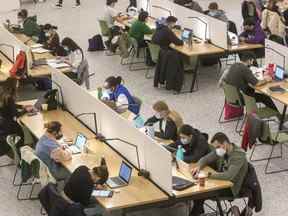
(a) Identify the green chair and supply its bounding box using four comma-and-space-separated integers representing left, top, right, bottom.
146, 42, 160, 79
128, 37, 148, 71
241, 92, 279, 119
98, 19, 111, 38
218, 81, 244, 133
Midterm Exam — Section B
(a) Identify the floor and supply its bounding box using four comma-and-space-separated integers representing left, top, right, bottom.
0, 0, 288, 215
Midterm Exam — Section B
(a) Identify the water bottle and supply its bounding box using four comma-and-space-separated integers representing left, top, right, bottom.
176, 145, 184, 161
97, 87, 103, 99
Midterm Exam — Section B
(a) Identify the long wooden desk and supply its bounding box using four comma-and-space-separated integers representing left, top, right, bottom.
227, 43, 264, 52
19, 100, 232, 215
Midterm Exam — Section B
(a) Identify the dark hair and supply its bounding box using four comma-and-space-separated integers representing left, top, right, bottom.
105, 76, 123, 88
61, 37, 84, 61
18, 9, 28, 19
44, 121, 62, 133
243, 18, 255, 26
92, 158, 109, 185
43, 24, 58, 31
179, 124, 194, 136
211, 132, 230, 144
0, 77, 18, 105
208, 2, 218, 10
107, 0, 117, 6
138, 11, 149, 22
267, 0, 278, 12
240, 51, 256, 62
166, 16, 178, 23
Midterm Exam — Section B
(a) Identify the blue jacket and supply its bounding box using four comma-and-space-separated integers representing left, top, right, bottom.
109, 84, 140, 114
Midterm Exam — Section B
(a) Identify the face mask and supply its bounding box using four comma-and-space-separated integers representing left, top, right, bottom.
216, 148, 226, 157
155, 112, 162, 119
104, 89, 113, 95
209, 11, 217, 16
45, 32, 50, 37
180, 138, 190, 145
63, 46, 69, 52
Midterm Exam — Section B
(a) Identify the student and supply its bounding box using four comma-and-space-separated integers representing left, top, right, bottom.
104, 0, 128, 28
43, 24, 66, 56
224, 52, 279, 112
144, 101, 183, 141
102, 76, 140, 115
64, 158, 109, 206
0, 78, 31, 156
239, 18, 266, 44
206, 2, 228, 22
190, 132, 248, 216
61, 37, 84, 79
129, 11, 153, 48
152, 16, 184, 49
242, 0, 261, 22
35, 121, 71, 181
168, 125, 209, 163
261, 0, 285, 37
17, 9, 40, 38
55, 0, 80, 8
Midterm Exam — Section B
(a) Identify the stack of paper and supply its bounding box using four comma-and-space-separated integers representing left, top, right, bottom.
32, 47, 50, 54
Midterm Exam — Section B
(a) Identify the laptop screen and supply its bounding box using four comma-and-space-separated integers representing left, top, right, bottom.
275, 66, 284, 80
119, 161, 132, 183
74, 133, 87, 149
182, 29, 192, 41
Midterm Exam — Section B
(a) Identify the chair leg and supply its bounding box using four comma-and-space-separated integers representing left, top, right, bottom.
17, 180, 39, 201
250, 142, 282, 162
265, 143, 288, 174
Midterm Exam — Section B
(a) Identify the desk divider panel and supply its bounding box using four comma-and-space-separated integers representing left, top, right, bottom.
52, 71, 173, 195
265, 39, 288, 70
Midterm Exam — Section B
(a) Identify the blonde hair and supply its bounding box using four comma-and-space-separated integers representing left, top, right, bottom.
168, 110, 183, 131
152, 101, 169, 112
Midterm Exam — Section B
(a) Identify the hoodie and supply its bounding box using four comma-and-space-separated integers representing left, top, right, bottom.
261, 9, 285, 37
208, 9, 228, 22
22, 16, 40, 37
239, 21, 265, 44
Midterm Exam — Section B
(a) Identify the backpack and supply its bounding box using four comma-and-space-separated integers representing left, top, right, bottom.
34, 78, 52, 91
9, 51, 27, 78
88, 35, 105, 51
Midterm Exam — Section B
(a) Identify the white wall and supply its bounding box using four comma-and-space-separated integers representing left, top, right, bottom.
0, 0, 20, 13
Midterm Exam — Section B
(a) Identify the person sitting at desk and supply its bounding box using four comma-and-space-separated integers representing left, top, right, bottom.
167, 124, 209, 163
205, 2, 228, 22
152, 16, 184, 49
102, 76, 140, 115
144, 101, 183, 141
63, 158, 109, 207
43, 24, 67, 57
104, 0, 128, 47
224, 52, 279, 112
60, 37, 84, 79
17, 9, 40, 38
35, 121, 71, 181
239, 18, 266, 44
190, 132, 248, 216
0, 78, 32, 157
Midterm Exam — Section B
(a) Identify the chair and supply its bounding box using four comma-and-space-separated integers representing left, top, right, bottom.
146, 42, 160, 79
218, 82, 244, 133
128, 37, 148, 71
98, 19, 111, 38
247, 113, 288, 174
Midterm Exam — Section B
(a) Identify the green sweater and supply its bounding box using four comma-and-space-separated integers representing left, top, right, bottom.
129, 20, 153, 42
21, 16, 40, 37
198, 144, 248, 197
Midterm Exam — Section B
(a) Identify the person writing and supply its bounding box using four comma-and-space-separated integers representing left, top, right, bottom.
102, 76, 140, 115
35, 121, 71, 181
145, 101, 183, 141
167, 125, 209, 163
63, 157, 109, 206
152, 16, 184, 49
190, 132, 248, 216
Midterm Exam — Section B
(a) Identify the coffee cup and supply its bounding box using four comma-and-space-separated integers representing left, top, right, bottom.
198, 172, 207, 187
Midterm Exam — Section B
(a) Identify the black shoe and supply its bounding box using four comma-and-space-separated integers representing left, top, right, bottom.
54, 4, 62, 8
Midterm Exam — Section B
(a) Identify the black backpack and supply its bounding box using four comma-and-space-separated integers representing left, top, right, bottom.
88, 35, 105, 51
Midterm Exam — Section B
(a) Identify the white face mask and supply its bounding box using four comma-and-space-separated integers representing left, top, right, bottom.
63, 46, 69, 52
155, 112, 162, 119
45, 32, 50, 37
104, 89, 113, 95
216, 148, 226, 157
180, 138, 190, 145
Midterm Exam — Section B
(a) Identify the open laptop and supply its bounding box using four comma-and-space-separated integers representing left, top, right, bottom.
181, 28, 193, 41
228, 31, 239, 46
106, 161, 133, 189
68, 133, 87, 154
274, 65, 285, 81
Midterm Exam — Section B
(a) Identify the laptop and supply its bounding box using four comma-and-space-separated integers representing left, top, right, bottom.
106, 161, 133, 189
68, 133, 87, 154
182, 28, 193, 41
274, 65, 285, 81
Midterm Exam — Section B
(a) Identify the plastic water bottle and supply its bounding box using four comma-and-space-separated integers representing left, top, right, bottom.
176, 145, 184, 161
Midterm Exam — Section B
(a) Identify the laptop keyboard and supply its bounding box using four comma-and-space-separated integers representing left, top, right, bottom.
112, 178, 125, 185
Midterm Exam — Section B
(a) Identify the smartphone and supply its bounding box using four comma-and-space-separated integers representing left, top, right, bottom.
92, 190, 113, 198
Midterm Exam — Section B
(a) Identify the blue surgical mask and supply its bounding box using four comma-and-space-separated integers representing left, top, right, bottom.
180, 138, 190, 145
105, 89, 113, 95
63, 46, 69, 52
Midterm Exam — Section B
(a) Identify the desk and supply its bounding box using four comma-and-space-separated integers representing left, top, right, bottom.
227, 43, 264, 52
0, 52, 13, 81
19, 109, 95, 140
117, 16, 156, 30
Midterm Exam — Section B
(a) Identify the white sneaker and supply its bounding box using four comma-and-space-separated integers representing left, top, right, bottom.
72, 4, 81, 8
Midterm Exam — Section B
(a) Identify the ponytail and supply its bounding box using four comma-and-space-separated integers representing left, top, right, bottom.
105, 76, 123, 88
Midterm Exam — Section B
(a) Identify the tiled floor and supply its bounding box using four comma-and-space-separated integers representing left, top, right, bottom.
0, 0, 288, 215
